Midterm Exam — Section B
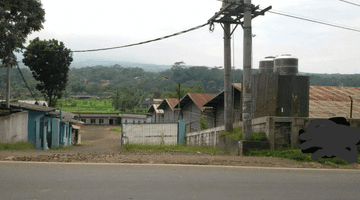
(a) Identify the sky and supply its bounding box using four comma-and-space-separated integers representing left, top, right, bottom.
19, 0, 360, 74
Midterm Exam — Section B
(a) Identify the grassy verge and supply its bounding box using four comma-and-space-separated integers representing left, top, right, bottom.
219, 127, 268, 141
49, 146, 75, 150
109, 127, 121, 135
244, 147, 360, 168
0, 142, 36, 151
122, 143, 222, 155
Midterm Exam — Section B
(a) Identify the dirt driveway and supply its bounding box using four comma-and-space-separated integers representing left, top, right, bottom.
1, 126, 359, 169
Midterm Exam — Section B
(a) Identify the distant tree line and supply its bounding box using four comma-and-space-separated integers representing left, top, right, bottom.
1, 64, 360, 108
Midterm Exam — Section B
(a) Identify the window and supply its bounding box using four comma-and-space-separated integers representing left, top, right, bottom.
99, 119, 104, 124
138, 121, 140, 124
133, 120, 135, 123
125, 120, 127, 123
91, 119, 95, 124
81, 119, 86, 123
144, 121, 146, 123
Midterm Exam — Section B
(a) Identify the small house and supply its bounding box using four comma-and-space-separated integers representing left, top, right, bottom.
202, 83, 242, 127
174, 93, 215, 133
157, 98, 180, 122
147, 104, 164, 123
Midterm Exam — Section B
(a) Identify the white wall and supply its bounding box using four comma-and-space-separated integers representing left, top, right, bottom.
0, 111, 29, 143
123, 123, 178, 145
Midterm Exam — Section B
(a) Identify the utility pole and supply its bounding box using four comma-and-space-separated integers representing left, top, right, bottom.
6, 63, 11, 108
223, 2, 233, 132
178, 83, 181, 120
242, 0, 253, 140
208, 0, 271, 138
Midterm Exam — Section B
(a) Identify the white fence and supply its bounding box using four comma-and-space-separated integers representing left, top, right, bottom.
186, 121, 243, 147
122, 123, 179, 145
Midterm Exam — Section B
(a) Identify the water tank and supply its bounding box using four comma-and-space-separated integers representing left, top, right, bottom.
259, 56, 275, 73
274, 54, 298, 75
222, 0, 242, 8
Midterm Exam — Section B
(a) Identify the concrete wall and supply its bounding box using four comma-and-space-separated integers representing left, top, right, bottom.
187, 116, 360, 151
252, 116, 360, 150
122, 117, 149, 124
0, 111, 29, 143
122, 123, 179, 145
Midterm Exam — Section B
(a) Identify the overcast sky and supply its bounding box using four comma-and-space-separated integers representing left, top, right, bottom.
21, 0, 360, 74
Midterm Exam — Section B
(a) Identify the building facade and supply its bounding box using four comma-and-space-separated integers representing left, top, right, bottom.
157, 98, 180, 123
174, 93, 215, 133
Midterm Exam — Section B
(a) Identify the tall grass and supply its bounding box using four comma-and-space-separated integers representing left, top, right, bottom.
219, 127, 268, 141
122, 143, 222, 154
0, 142, 36, 151
245, 147, 360, 167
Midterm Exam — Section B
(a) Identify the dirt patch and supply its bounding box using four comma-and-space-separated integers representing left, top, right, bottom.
1, 126, 359, 170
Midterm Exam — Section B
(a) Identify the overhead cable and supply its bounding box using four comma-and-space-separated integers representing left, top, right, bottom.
72, 23, 209, 53
339, 0, 360, 7
266, 10, 360, 33
216, 0, 360, 33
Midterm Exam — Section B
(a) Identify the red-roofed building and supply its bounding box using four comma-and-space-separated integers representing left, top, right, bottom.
157, 98, 180, 122
174, 93, 215, 133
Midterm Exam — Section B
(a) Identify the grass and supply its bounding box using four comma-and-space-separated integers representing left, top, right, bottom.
109, 127, 121, 132
122, 143, 223, 155
244, 147, 360, 168
81, 141, 93, 146
109, 127, 122, 135
49, 146, 75, 150
0, 142, 36, 151
219, 127, 268, 141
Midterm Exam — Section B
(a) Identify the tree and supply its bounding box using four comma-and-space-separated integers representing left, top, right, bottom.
0, 0, 45, 66
22, 37, 73, 107
161, 84, 205, 99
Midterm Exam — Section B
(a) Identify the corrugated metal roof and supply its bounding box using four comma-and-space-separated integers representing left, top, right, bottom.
72, 113, 121, 118
1, 101, 56, 112
175, 93, 215, 111
203, 84, 242, 107
147, 104, 164, 114
158, 98, 180, 111
309, 86, 360, 118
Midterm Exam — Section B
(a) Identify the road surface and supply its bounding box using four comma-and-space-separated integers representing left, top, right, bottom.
1, 162, 359, 200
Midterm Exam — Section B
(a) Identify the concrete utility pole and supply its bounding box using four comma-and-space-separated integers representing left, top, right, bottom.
208, 0, 271, 138
242, 0, 253, 140
223, 2, 233, 132
6, 63, 11, 108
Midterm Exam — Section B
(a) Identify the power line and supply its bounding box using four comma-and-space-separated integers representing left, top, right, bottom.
216, 0, 360, 33
266, 10, 360, 33
16, 64, 36, 99
339, 0, 360, 7
71, 23, 209, 53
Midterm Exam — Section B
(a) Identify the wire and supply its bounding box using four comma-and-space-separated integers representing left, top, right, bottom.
339, 0, 360, 7
266, 10, 360, 33
72, 23, 209, 53
16, 64, 36, 99
215, 0, 360, 33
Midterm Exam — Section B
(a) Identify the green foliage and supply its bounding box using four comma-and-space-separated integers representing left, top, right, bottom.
0, 0, 45, 66
22, 37, 73, 107
111, 83, 146, 113
199, 115, 209, 130
161, 83, 205, 99
109, 127, 122, 133
0, 142, 36, 151
121, 143, 222, 154
219, 127, 268, 141
56, 99, 118, 113
244, 147, 360, 167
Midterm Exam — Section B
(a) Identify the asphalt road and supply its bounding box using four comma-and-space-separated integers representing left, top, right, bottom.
1, 162, 359, 200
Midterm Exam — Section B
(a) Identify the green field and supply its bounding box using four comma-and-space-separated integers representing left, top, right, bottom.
55, 99, 118, 113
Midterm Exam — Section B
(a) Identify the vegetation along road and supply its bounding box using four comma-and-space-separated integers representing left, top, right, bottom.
0, 126, 359, 170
